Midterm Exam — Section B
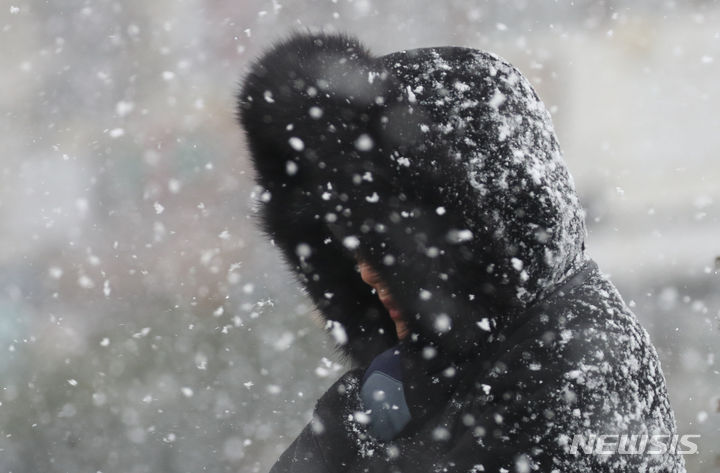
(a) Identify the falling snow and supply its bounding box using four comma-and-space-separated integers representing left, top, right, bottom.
1, 2, 717, 473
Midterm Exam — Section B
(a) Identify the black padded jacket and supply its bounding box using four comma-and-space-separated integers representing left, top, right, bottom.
238, 32, 685, 473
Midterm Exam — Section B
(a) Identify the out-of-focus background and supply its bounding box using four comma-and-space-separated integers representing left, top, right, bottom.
0, 0, 718, 471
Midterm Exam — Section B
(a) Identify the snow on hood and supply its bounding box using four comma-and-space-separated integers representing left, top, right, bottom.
238, 33, 588, 366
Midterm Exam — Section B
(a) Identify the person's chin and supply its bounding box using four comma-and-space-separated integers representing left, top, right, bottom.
388, 307, 404, 321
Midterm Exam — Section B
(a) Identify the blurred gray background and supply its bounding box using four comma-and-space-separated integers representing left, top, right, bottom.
0, 0, 718, 471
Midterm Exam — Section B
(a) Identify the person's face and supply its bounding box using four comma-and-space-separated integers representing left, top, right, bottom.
357, 261, 408, 340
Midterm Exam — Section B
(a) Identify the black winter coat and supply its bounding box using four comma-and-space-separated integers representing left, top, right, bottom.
238, 33, 686, 473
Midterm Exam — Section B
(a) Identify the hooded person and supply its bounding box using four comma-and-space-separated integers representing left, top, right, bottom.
237, 33, 686, 473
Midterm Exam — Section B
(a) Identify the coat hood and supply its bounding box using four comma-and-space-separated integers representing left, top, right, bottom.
238, 33, 588, 367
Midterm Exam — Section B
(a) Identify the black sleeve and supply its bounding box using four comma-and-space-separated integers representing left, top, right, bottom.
269, 421, 329, 473
268, 368, 366, 473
